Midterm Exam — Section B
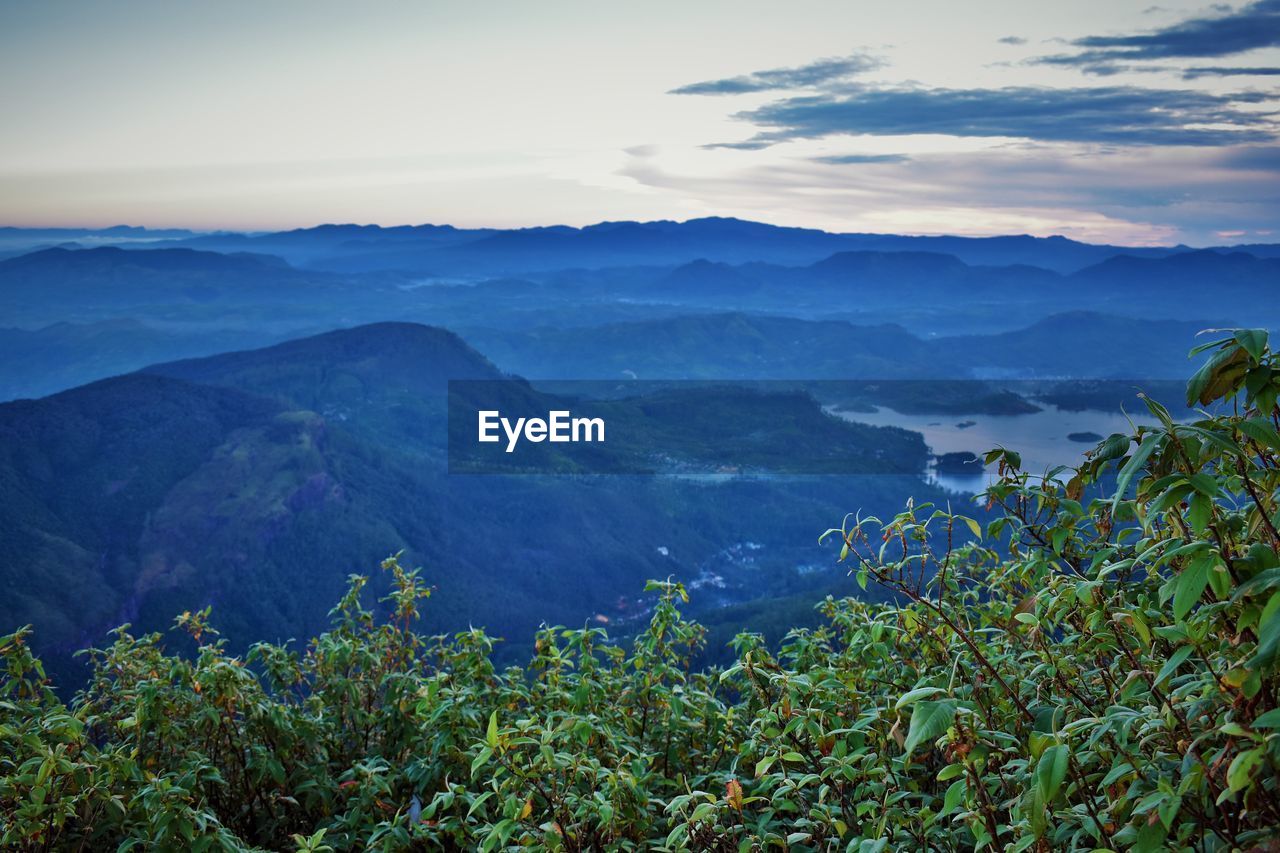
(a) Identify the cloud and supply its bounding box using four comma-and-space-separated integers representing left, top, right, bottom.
658, 22, 1280, 242
721, 85, 1276, 149
811, 153, 911, 164
1065, 63, 1147, 76
618, 143, 1280, 245
706, 139, 776, 151
668, 53, 883, 96
1035, 0, 1280, 71
1214, 144, 1280, 170
1182, 64, 1280, 77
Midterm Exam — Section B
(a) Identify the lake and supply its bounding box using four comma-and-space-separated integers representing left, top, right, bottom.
829, 403, 1155, 494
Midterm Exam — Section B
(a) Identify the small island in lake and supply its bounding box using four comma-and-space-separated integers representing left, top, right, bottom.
1067, 431, 1104, 443
935, 451, 982, 474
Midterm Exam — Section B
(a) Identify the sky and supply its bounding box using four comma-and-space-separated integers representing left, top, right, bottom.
0, 0, 1277, 244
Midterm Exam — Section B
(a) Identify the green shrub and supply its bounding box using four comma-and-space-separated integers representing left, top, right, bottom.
2, 329, 1279, 850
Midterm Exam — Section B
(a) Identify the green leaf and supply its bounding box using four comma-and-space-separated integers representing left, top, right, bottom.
467, 790, 494, 817
1121, 609, 1153, 647
1247, 590, 1280, 669
1187, 345, 1249, 406
1227, 747, 1264, 792
1134, 814, 1170, 853
1238, 418, 1280, 453
1095, 433, 1133, 462
1112, 434, 1161, 510
1174, 555, 1212, 621
942, 779, 966, 816
903, 700, 956, 755
1187, 473, 1219, 498
471, 746, 493, 777
1251, 708, 1280, 729
895, 686, 945, 710
1035, 744, 1069, 804
1233, 329, 1268, 362
1142, 393, 1176, 429
1188, 335, 1234, 357
1149, 482, 1193, 516
486, 709, 499, 748
1234, 567, 1280, 600
1154, 645, 1194, 687
1187, 493, 1213, 535
1101, 762, 1136, 787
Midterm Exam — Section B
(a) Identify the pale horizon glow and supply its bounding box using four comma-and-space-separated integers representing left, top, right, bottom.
1, 0, 1277, 244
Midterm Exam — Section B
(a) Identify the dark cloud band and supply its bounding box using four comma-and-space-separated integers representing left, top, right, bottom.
811, 153, 911, 164
723, 85, 1275, 148
1036, 0, 1280, 71
1183, 65, 1280, 78
669, 53, 883, 96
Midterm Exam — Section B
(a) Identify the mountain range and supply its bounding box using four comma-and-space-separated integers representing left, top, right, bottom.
1, 217, 1274, 686
3, 217, 1278, 275
460, 311, 1219, 381
1, 232, 1273, 401
0, 322, 938, 683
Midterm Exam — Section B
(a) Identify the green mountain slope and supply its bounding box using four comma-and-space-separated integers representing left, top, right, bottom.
0, 323, 942, 684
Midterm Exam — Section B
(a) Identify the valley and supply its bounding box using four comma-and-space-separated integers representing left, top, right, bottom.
0, 219, 1273, 685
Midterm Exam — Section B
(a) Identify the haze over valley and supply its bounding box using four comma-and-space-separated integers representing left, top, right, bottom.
1, 217, 1272, 682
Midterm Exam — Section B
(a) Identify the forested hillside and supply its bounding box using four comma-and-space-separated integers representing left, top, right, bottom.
3, 331, 1278, 850
0, 323, 937, 685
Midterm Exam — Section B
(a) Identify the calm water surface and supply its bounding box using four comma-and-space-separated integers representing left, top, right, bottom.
830, 404, 1158, 494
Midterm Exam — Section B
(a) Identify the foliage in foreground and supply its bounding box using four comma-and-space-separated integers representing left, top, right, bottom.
3, 329, 1280, 851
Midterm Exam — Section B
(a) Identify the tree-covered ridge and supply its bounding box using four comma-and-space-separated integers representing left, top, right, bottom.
3, 330, 1280, 851
0, 320, 944, 688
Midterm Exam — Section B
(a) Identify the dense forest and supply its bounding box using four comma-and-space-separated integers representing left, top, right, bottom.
3, 331, 1278, 850
0, 322, 945, 686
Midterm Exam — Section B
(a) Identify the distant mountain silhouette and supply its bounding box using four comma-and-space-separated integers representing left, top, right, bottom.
1071, 249, 1280, 289
0, 245, 391, 327
640, 250, 1062, 315
1, 245, 286, 274
145, 321, 502, 398
0, 246, 316, 312
28, 217, 1248, 275
464, 312, 935, 379
3, 219, 1276, 276
809, 249, 968, 278
464, 309, 1225, 381
613, 244, 1273, 324
941, 311, 1222, 378
653, 260, 763, 298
